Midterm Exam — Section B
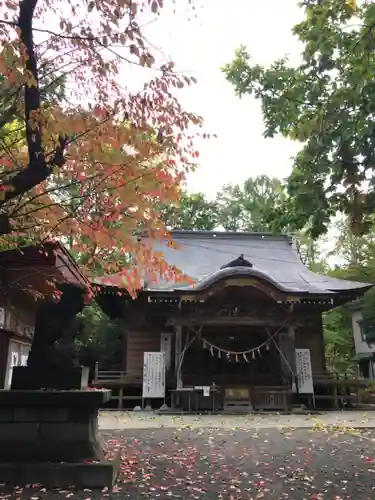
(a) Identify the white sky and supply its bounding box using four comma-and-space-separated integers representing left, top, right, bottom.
34, 0, 304, 199
138, 1, 342, 261
141, 0, 305, 198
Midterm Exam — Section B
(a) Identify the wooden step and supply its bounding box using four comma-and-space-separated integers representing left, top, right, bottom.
224, 402, 252, 413
223, 398, 252, 413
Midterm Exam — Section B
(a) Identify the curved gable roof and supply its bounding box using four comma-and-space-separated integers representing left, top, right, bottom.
143, 231, 372, 296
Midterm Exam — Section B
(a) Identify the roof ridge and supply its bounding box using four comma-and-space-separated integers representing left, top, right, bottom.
169, 230, 293, 242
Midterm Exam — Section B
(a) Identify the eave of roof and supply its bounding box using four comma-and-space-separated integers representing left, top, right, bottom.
51, 242, 90, 288
0, 241, 89, 289
93, 230, 373, 298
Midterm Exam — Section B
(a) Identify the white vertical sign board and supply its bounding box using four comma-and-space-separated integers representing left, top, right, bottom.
142, 352, 166, 399
295, 348, 314, 394
0, 307, 5, 329
5, 346, 19, 389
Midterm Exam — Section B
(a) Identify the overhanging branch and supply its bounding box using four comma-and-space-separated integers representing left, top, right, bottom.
0, 0, 67, 220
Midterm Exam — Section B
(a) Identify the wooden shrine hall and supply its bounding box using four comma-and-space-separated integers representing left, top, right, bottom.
94, 231, 372, 412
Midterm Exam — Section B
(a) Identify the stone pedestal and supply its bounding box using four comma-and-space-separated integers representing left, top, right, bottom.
11, 366, 89, 390
0, 389, 119, 487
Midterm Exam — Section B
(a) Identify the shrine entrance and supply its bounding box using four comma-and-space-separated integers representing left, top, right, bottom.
167, 283, 297, 411
182, 325, 284, 387
173, 321, 295, 412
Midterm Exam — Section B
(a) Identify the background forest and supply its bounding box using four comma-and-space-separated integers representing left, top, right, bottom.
80, 173, 375, 376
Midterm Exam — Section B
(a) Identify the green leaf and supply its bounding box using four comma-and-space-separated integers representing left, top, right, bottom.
223, 0, 375, 239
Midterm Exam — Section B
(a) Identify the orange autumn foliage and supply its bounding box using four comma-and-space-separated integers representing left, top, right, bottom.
0, 0, 203, 296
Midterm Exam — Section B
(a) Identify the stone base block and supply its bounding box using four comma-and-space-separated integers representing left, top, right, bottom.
11, 366, 89, 390
0, 390, 111, 463
0, 389, 118, 487
0, 421, 107, 462
0, 451, 121, 488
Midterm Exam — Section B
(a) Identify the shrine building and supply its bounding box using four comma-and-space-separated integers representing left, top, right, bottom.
94, 231, 371, 411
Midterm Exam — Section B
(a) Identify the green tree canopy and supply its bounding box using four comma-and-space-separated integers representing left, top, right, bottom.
325, 218, 375, 350
160, 192, 219, 230
223, 0, 375, 238
216, 175, 286, 232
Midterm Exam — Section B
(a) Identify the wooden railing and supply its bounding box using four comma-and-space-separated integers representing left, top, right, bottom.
91, 365, 143, 408
252, 386, 291, 411
299, 371, 370, 408
92, 366, 370, 410
221, 385, 291, 412
92, 366, 141, 386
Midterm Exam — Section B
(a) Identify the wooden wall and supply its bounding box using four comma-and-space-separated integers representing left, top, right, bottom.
0, 289, 36, 388
125, 328, 162, 375
0, 289, 36, 340
295, 315, 326, 374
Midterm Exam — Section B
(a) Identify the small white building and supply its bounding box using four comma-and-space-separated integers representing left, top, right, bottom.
350, 303, 375, 379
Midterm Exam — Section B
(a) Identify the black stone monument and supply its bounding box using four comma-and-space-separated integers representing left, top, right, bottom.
0, 283, 119, 488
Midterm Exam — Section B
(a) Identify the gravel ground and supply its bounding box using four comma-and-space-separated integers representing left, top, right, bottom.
98, 410, 375, 430
2, 423, 375, 499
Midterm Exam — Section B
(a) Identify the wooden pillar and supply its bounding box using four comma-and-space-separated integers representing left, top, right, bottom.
278, 325, 296, 386
288, 325, 296, 373
175, 324, 182, 389
333, 374, 339, 409
288, 325, 297, 393
317, 314, 327, 372
121, 322, 128, 372
118, 387, 124, 409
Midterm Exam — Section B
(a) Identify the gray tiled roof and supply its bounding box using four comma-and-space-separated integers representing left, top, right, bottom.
142, 231, 371, 295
